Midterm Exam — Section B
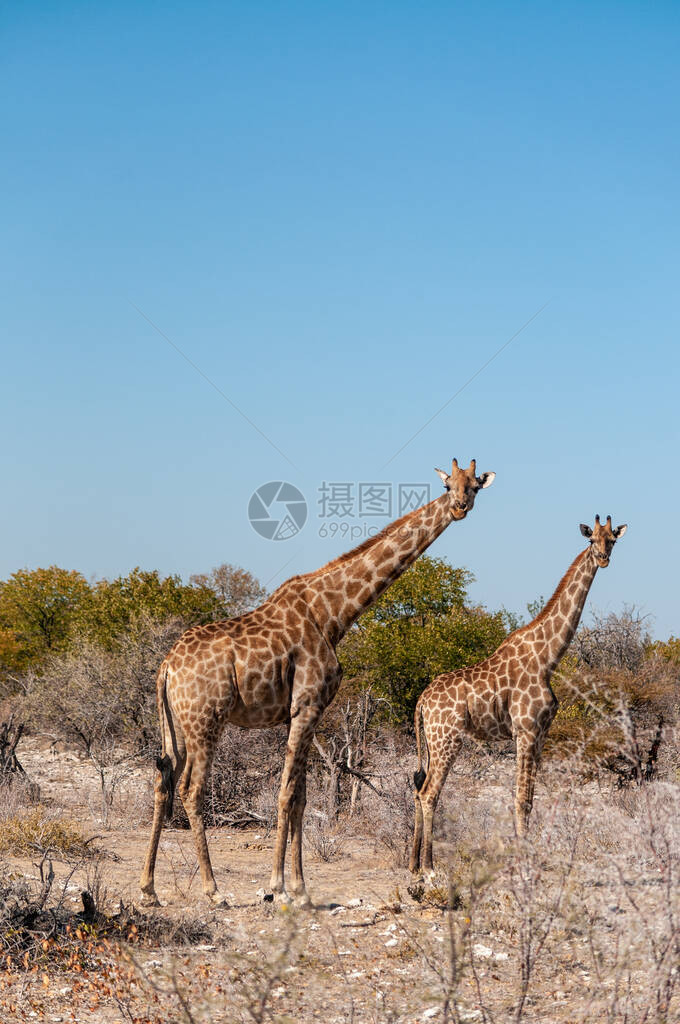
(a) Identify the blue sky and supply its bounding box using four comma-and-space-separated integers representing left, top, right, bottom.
1, 2, 678, 637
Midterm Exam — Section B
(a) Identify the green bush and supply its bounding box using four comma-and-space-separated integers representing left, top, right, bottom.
340, 556, 511, 722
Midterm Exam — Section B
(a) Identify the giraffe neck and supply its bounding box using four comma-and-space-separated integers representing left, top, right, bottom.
519, 547, 599, 670
302, 492, 456, 645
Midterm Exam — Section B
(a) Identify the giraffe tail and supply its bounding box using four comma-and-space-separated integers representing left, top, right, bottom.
155, 665, 175, 822
413, 698, 427, 792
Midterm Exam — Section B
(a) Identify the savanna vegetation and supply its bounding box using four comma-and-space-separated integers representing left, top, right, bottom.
1, 555, 679, 1022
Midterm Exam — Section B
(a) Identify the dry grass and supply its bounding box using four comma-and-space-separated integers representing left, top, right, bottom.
0, 806, 92, 858
2, 616, 680, 1022
3, 750, 680, 1022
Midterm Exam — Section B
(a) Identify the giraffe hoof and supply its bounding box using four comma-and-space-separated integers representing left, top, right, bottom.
139, 890, 161, 908
273, 890, 292, 910
208, 891, 230, 907
291, 892, 312, 909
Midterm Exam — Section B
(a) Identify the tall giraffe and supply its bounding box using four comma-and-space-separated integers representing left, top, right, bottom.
410, 514, 627, 874
140, 458, 495, 907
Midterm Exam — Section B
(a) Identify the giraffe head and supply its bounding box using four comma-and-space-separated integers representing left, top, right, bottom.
579, 514, 627, 568
434, 458, 495, 520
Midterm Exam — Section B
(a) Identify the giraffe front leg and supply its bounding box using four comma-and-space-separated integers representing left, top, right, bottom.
288, 769, 310, 906
269, 709, 319, 904
515, 734, 539, 838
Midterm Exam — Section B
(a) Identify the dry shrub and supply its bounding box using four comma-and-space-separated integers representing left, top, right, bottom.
0, 807, 92, 858
351, 736, 415, 868
303, 814, 345, 862
126, 908, 213, 947
202, 724, 287, 829
0, 774, 40, 820
16, 615, 185, 754
572, 605, 651, 671
546, 653, 679, 773
0, 862, 210, 971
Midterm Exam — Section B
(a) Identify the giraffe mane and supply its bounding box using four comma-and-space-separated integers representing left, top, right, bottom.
499, 548, 588, 647
268, 498, 442, 598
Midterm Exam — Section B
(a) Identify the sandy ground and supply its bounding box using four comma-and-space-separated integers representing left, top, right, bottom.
2, 737, 679, 1023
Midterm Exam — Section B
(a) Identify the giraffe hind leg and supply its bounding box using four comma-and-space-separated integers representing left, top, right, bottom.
140, 709, 186, 904
178, 743, 226, 904
420, 731, 463, 874
409, 792, 425, 874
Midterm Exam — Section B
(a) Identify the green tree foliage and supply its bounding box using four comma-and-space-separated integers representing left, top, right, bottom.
80, 568, 219, 647
0, 567, 91, 672
649, 635, 680, 666
339, 556, 510, 722
0, 563, 267, 679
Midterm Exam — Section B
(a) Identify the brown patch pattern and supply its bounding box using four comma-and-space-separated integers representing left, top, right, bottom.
409, 515, 627, 874
140, 459, 495, 905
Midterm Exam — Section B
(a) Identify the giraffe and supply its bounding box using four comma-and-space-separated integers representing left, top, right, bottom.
409, 514, 627, 875
140, 457, 495, 907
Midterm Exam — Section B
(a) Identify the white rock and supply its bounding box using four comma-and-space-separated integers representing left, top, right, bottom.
422, 1008, 439, 1020
347, 897, 362, 907
472, 943, 493, 959
385, 938, 398, 948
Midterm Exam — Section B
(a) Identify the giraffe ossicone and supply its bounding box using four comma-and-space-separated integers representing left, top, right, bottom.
409, 514, 627, 875
139, 457, 495, 907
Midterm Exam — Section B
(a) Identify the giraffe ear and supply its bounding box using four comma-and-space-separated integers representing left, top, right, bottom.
434, 467, 450, 488
614, 524, 627, 539
477, 471, 495, 489
580, 524, 593, 539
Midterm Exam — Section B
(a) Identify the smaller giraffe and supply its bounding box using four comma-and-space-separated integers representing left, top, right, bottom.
409, 514, 627, 874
